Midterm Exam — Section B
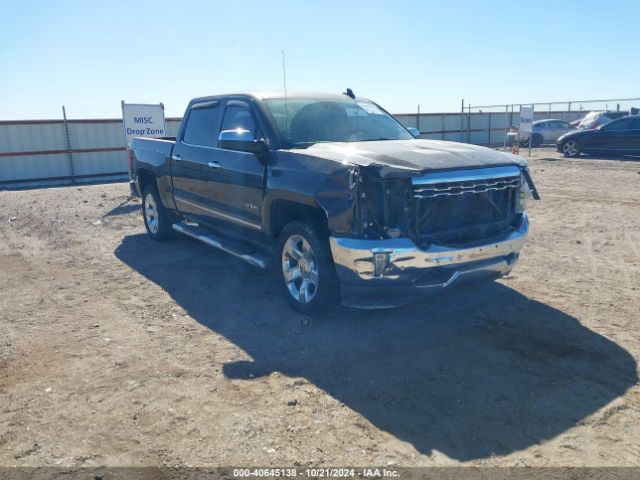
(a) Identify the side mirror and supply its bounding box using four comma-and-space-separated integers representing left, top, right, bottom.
218, 129, 266, 155
407, 127, 421, 138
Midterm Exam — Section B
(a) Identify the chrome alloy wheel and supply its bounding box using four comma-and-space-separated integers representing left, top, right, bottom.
144, 192, 159, 234
563, 140, 579, 157
282, 234, 318, 304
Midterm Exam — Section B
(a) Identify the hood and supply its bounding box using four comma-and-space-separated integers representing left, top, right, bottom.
558, 128, 596, 142
301, 139, 527, 178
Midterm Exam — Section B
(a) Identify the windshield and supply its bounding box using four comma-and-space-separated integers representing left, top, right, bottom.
263, 97, 414, 148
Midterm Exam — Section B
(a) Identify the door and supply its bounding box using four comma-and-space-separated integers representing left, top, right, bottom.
535, 121, 551, 143
205, 100, 266, 232
548, 120, 570, 142
584, 117, 633, 152
170, 100, 223, 225
627, 117, 640, 153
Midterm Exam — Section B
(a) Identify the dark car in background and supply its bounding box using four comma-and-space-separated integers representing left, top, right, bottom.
556, 116, 640, 157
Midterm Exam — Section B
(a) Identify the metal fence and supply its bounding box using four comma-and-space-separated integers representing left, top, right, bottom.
0, 116, 182, 189
1, 97, 638, 188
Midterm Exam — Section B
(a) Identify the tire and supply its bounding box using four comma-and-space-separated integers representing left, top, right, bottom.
561, 139, 582, 158
276, 221, 340, 315
531, 133, 543, 148
142, 184, 173, 241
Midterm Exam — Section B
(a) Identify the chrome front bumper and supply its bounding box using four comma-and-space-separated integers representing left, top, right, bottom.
329, 213, 529, 308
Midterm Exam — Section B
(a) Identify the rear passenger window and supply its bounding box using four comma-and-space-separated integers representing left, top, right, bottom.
183, 103, 222, 147
221, 105, 256, 138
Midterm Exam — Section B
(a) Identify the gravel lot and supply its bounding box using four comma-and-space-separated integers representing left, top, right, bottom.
1, 148, 639, 468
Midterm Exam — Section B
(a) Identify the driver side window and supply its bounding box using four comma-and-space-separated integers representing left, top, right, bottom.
604, 118, 632, 131
221, 104, 256, 139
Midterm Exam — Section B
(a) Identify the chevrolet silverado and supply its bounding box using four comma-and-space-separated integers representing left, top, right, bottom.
130, 92, 539, 314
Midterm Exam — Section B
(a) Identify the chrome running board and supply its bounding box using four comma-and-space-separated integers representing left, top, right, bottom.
172, 223, 269, 270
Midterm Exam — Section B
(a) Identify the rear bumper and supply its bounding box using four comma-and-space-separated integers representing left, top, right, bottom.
329, 213, 529, 308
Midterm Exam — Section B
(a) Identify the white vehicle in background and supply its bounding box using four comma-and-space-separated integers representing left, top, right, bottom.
577, 111, 628, 130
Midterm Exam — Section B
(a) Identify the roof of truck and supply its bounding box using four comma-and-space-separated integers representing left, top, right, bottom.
190, 91, 360, 103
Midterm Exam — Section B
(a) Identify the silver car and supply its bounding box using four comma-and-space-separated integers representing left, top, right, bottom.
520, 119, 573, 147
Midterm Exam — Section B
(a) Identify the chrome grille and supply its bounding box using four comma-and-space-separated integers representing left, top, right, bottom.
413, 176, 520, 199
411, 167, 521, 245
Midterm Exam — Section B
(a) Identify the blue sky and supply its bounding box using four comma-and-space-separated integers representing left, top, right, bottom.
1, 0, 638, 119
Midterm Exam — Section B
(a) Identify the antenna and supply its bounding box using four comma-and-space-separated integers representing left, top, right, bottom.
282, 50, 288, 129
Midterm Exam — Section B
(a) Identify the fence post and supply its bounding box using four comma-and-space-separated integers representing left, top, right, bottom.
487, 110, 492, 146
467, 104, 471, 143
503, 105, 509, 149
460, 99, 464, 142
528, 104, 534, 157
416, 104, 420, 135
567, 102, 572, 122
61, 106, 75, 183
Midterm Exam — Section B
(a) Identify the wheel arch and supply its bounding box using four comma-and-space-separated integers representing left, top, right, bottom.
137, 168, 157, 193
264, 194, 330, 239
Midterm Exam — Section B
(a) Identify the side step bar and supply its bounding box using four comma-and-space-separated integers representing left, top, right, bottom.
172, 223, 269, 270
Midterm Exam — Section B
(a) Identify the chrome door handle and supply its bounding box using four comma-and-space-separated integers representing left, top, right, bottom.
172, 154, 182, 162
208, 161, 220, 169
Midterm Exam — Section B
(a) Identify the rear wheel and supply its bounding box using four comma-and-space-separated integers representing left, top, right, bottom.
531, 133, 543, 148
142, 184, 172, 241
561, 139, 582, 158
276, 221, 339, 315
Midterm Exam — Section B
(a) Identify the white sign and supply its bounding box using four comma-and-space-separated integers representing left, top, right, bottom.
121, 102, 166, 147
519, 106, 534, 139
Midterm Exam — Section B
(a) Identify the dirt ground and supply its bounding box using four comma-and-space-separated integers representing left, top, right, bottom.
0, 148, 639, 468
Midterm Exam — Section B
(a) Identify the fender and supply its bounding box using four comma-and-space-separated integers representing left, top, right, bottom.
263, 154, 357, 237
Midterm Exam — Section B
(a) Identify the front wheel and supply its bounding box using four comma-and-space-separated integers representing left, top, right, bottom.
142, 184, 172, 241
276, 221, 340, 315
561, 139, 582, 158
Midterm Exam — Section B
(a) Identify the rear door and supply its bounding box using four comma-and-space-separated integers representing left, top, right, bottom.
205, 99, 266, 232
628, 117, 640, 152
549, 121, 570, 142
534, 121, 550, 142
170, 101, 223, 224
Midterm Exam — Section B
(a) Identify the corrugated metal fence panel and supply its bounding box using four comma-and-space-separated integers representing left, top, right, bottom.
166, 119, 181, 136
0, 108, 607, 188
0, 154, 71, 183
72, 151, 128, 176
68, 121, 124, 149
0, 122, 67, 153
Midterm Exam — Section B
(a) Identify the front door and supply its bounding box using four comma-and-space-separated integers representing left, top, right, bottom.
585, 117, 633, 153
205, 100, 266, 234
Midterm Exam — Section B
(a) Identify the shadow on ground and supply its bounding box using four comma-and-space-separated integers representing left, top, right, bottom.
104, 198, 140, 217
115, 233, 637, 461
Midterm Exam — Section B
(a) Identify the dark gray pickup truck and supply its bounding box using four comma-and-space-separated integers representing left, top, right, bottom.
131, 92, 539, 314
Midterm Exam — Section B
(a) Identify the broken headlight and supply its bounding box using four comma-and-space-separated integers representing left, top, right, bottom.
359, 178, 412, 239
516, 173, 533, 214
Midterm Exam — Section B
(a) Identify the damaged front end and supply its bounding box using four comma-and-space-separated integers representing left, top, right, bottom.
330, 163, 538, 308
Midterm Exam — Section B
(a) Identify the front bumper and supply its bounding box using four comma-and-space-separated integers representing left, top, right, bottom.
329, 213, 529, 308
